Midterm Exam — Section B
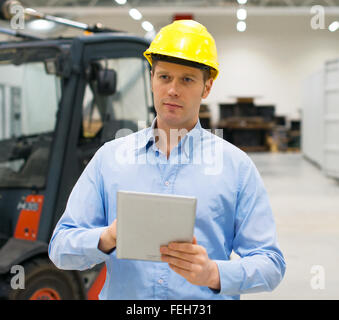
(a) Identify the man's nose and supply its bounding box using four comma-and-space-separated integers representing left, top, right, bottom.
167, 79, 180, 97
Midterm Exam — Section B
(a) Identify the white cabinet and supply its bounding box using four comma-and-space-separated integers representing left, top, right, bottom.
302, 58, 339, 179
323, 59, 339, 179
301, 69, 324, 167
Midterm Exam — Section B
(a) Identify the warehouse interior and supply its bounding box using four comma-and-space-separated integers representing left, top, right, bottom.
0, 0, 338, 300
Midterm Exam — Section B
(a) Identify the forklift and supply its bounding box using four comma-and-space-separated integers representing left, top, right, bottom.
0, 0, 154, 299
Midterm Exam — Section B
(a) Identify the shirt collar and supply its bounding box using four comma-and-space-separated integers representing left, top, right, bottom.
178, 119, 203, 159
133, 117, 157, 152
134, 116, 203, 157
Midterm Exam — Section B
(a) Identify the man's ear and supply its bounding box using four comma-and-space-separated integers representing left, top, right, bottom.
202, 78, 213, 99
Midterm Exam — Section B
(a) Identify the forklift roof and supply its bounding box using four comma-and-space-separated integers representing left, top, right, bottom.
0, 33, 150, 65
0, 39, 72, 64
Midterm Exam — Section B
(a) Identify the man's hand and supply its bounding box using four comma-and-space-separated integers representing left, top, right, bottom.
160, 236, 220, 290
98, 219, 117, 254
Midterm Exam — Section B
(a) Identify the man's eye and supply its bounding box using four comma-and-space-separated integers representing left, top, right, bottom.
159, 75, 169, 80
183, 77, 193, 83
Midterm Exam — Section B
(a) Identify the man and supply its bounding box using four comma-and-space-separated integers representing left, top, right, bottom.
49, 20, 285, 299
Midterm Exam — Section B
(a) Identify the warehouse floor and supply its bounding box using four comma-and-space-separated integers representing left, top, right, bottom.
240, 152, 339, 300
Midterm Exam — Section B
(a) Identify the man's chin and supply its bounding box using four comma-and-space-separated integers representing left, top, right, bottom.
160, 114, 184, 127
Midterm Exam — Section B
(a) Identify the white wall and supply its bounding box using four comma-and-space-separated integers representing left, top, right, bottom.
3, 6, 339, 125
204, 12, 339, 125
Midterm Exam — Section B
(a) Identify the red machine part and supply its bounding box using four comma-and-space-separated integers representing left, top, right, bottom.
173, 13, 194, 21
14, 195, 44, 241
29, 287, 61, 300
87, 265, 107, 300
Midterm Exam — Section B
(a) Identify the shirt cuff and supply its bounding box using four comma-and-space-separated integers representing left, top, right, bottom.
214, 259, 244, 296
82, 227, 115, 266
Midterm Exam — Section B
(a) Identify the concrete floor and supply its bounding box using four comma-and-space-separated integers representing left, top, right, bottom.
240, 152, 339, 300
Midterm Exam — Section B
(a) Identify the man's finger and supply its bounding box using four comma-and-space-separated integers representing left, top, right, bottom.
168, 242, 200, 254
160, 247, 196, 263
161, 255, 193, 271
168, 263, 192, 279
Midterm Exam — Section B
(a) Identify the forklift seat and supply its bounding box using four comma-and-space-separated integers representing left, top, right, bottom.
19, 147, 50, 188
0, 147, 49, 189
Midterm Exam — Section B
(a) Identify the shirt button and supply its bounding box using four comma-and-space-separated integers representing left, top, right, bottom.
165, 181, 169, 186
158, 279, 163, 284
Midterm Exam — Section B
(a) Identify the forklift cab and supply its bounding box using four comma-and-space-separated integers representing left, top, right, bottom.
0, 33, 154, 299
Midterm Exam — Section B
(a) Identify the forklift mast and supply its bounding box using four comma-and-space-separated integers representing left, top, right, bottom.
0, 3, 154, 299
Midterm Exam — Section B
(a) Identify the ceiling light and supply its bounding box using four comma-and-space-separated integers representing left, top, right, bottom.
129, 8, 142, 20
237, 21, 246, 32
115, 0, 127, 4
142, 21, 154, 32
237, 8, 247, 20
237, 0, 247, 4
27, 19, 56, 31
328, 21, 339, 32
25, 8, 37, 14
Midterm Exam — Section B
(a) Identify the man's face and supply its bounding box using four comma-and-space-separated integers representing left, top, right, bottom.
151, 61, 213, 130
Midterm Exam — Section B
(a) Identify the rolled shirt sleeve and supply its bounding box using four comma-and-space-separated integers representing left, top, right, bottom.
214, 157, 286, 296
48, 144, 112, 271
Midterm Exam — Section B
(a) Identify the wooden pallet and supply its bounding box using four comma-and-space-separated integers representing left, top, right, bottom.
239, 146, 269, 152
218, 117, 275, 130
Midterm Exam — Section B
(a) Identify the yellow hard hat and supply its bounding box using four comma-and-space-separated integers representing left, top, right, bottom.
144, 20, 219, 80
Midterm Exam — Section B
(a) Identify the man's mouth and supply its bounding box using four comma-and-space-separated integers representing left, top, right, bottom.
163, 103, 183, 109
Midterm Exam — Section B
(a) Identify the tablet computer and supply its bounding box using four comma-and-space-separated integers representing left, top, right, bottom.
116, 190, 197, 262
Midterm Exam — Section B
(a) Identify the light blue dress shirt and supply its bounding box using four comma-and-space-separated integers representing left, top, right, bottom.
48, 118, 286, 300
